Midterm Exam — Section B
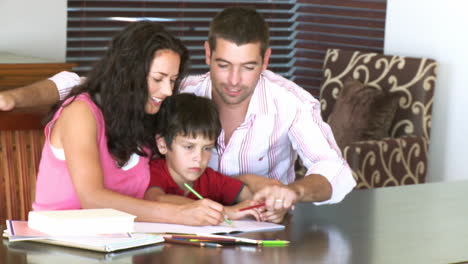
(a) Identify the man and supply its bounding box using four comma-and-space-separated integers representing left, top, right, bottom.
0, 7, 356, 214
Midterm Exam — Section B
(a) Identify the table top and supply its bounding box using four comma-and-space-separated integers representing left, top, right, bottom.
2, 180, 468, 264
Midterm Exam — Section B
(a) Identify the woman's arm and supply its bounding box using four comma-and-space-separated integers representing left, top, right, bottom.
144, 187, 194, 205
53, 101, 225, 226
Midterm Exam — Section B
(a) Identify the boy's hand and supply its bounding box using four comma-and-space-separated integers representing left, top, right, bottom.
176, 199, 225, 226
225, 200, 263, 221
261, 208, 288, 224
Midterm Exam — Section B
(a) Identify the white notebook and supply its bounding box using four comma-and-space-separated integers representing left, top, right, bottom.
134, 219, 285, 235
28, 208, 136, 236
4, 222, 164, 253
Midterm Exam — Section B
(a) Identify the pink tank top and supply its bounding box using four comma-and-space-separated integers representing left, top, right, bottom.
33, 93, 150, 210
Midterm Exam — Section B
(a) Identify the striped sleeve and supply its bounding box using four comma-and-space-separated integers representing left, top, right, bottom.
48, 71, 84, 100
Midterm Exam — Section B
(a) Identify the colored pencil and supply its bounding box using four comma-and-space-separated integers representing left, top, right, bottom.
260, 240, 290, 246
164, 237, 222, 248
164, 235, 261, 245
238, 203, 266, 212
183, 183, 233, 226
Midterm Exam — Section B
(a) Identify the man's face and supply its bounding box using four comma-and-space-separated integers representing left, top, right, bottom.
205, 38, 270, 106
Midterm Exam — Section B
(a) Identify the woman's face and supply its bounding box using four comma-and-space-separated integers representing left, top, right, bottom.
145, 49, 181, 115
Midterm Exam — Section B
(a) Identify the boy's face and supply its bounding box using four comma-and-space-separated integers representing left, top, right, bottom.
157, 134, 215, 186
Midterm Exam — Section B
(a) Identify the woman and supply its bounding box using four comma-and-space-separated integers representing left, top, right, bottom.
33, 22, 226, 225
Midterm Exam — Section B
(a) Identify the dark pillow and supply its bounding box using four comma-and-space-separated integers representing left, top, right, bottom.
327, 79, 398, 149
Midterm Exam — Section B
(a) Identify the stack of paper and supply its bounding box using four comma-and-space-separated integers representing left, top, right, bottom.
28, 208, 136, 236
4, 220, 164, 253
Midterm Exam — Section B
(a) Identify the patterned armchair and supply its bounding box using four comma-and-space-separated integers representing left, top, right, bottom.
318, 49, 437, 189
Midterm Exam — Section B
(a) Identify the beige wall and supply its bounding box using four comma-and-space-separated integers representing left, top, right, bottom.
0, 0, 67, 61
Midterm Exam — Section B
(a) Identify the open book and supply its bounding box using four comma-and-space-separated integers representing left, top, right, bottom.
134, 219, 284, 235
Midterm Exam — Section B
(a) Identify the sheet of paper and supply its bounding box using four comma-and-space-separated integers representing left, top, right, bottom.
134, 220, 284, 235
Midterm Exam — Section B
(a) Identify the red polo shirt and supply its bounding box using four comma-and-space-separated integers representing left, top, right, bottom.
148, 159, 244, 205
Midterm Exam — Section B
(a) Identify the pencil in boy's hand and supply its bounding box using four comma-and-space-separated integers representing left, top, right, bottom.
183, 183, 204, 200
239, 202, 266, 212
183, 183, 233, 226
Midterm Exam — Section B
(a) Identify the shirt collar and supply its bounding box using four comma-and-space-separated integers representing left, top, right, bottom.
245, 70, 276, 119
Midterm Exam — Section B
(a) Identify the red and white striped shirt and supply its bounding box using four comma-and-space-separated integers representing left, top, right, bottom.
51, 70, 356, 204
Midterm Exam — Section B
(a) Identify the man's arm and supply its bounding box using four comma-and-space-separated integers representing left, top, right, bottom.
0, 71, 82, 111
252, 174, 332, 211
0, 79, 60, 110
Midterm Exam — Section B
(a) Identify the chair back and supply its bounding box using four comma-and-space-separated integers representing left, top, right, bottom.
320, 49, 437, 140
0, 109, 46, 224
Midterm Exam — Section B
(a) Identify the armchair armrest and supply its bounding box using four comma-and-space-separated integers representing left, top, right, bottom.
342, 136, 429, 189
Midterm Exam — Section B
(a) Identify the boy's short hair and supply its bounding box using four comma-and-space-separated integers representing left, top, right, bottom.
155, 93, 221, 150
208, 6, 270, 58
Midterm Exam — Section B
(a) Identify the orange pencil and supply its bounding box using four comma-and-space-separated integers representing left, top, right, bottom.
239, 202, 266, 212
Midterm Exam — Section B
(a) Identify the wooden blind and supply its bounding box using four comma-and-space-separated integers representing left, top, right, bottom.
67, 0, 386, 97
293, 0, 387, 96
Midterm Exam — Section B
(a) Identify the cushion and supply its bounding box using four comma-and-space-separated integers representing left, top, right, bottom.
327, 79, 398, 149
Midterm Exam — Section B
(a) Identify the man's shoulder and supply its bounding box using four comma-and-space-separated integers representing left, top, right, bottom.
180, 72, 211, 94
261, 70, 319, 106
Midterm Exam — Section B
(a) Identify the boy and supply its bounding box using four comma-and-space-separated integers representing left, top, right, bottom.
144, 93, 284, 222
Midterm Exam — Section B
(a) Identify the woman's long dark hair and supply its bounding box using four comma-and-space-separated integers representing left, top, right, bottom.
48, 22, 189, 167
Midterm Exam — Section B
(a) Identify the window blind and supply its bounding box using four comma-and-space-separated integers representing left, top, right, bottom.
67, 0, 386, 96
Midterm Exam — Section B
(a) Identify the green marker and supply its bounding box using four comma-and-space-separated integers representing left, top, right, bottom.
183, 183, 233, 226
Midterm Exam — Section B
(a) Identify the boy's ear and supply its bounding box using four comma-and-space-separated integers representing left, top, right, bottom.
156, 135, 168, 155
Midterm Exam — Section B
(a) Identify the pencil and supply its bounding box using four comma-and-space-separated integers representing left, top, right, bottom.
238, 202, 266, 212
260, 240, 290, 247
164, 238, 223, 248
164, 234, 261, 245
183, 183, 233, 226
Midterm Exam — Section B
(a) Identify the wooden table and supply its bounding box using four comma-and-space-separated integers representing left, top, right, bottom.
2, 180, 468, 264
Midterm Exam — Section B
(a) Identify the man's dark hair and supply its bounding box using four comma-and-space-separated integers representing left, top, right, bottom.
155, 93, 221, 150
208, 6, 270, 58
47, 21, 190, 166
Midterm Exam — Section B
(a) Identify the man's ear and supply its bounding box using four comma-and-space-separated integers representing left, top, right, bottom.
156, 135, 168, 155
262, 47, 272, 71
204, 41, 211, 66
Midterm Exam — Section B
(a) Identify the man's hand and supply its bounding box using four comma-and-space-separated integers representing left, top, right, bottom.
0, 92, 15, 111
253, 184, 299, 212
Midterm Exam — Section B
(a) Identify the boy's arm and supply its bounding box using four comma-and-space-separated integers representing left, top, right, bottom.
144, 187, 194, 205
